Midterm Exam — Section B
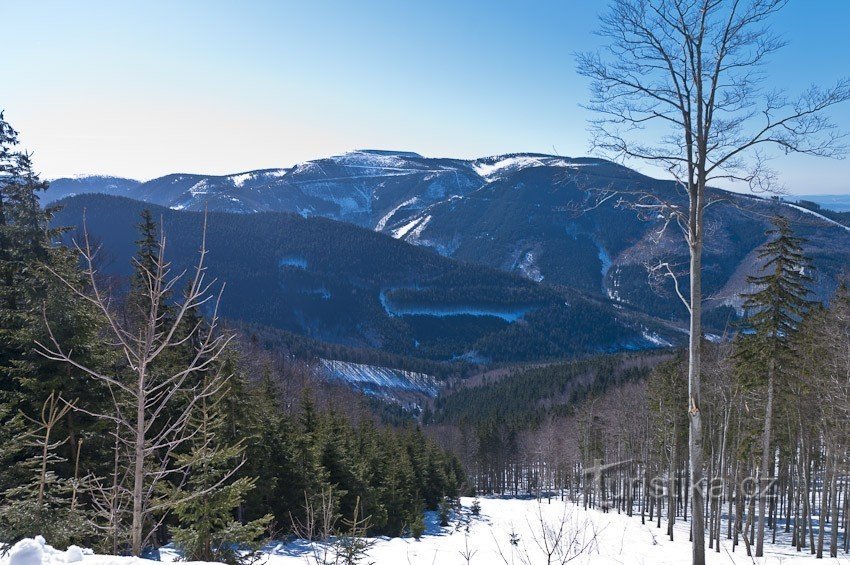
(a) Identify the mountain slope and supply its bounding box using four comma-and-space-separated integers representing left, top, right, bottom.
51, 151, 850, 326
53, 194, 679, 363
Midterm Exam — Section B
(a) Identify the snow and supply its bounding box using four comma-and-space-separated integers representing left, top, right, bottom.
6, 537, 89, 565
391, 217, 424, 239
187, 180, 208, 197
63, 548, 83, 564
405, 214, 432, 243
518, 250, 544, 282
7, 497, 841, 565
380, 290, 533, 322
374, 197, 418, 231
784, 203, 850, 232
473, 156, 548, 179
229, 172, 254, 187
593, 237, 613, 285
473, 155, 595, 180
641, 330, 673, 347
278, 256, 307, 269
607, 266, 624, 303
9, 538, 43, 565
317, 359, 439, 397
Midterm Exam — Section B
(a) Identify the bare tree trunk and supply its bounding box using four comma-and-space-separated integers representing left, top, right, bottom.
131, 368, 146, 557
817, 444, 829, 558
668, 425, 677, 540
756, 361, 776, 556
688, 230, 705, 565
829, 450, 840, 558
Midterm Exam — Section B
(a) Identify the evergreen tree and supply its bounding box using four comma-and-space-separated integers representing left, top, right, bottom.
736, 215, 813, 556
0, 112, 104, 546
170, 369, 272, 565
0, 393, 91, 548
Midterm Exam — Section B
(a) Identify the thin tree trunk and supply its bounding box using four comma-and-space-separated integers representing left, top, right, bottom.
829, 449, 839, 558
756, 361, 775, 557
132, 367, 147, 557
688, 227, 705, 565
817, 444, 829, 558
669, 428, 677, 540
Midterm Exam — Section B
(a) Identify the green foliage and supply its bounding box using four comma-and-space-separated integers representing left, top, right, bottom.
0, 392, 93, 549
433, 351, 663, 429
736, 215, 814, 389
0, 112, 105, 548
169, 373, 273, 565
223, 381, 464, 540
438, 497, 451, 527
409, 502, 425, 540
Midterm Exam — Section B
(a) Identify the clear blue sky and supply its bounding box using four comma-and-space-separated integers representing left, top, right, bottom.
3, 0, 850, 194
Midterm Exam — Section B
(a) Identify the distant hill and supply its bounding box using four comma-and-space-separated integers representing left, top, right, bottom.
43, 175, 141, 204
790, 194, 850, 213
53, 194, 680, 364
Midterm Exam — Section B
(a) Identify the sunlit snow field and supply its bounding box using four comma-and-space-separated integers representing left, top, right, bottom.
4, 497, 847, 565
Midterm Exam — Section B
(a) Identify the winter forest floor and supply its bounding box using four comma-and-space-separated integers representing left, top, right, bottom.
4, 497, 848, 565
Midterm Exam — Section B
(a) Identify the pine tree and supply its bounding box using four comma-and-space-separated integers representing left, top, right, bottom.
736, 215, 813, 557
170, 369, 272, 565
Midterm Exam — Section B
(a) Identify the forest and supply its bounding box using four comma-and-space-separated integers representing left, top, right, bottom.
2, 105, 849, 561
0, 114, 464, 562
52, 193, 660, 364
433, 217, 850, 559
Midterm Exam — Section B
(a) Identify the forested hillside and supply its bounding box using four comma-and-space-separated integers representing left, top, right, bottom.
0, 115, 464, 561
53, 194, 678, 363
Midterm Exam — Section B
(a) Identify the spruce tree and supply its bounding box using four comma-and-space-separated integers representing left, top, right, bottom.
736, 215, 813, 557
0, 112, 103, 546
170, 366, 272, 565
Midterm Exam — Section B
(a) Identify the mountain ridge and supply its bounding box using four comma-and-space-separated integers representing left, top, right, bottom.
45, 150, 850, 328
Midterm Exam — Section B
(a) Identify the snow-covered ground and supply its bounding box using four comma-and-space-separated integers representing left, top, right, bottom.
4, 498, 846, 565
317, 358, 439, 397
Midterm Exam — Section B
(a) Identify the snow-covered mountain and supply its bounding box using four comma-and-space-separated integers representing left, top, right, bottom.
49, 150, 850, 327
47, 150, 483, 221
43, 175, 140, 204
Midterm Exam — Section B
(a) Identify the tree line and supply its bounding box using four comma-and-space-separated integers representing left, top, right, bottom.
0, 113, 464, 561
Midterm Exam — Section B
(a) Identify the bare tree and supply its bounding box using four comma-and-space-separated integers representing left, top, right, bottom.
494, 502, 598, 565
576, 2, 849, 562
35, 215, 233, 556
22, 392, 75, 519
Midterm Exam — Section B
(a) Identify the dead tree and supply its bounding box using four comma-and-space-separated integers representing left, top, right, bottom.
36, 214, 233, 556
576, 2, 850, 562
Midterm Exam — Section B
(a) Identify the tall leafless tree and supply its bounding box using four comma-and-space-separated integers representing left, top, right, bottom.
576, 2, 849, 562
36, 215, 233, 556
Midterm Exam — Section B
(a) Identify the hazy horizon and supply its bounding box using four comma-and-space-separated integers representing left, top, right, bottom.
5, 0, 850, 194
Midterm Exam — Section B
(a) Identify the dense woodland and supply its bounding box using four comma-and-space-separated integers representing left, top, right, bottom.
52, 192, 673, 364
0, 114, 464, 561
433, 217, 849, 559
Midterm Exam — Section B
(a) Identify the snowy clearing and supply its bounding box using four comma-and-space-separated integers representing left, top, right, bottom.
6, 498, 845, 565
317, 358, 439, 397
